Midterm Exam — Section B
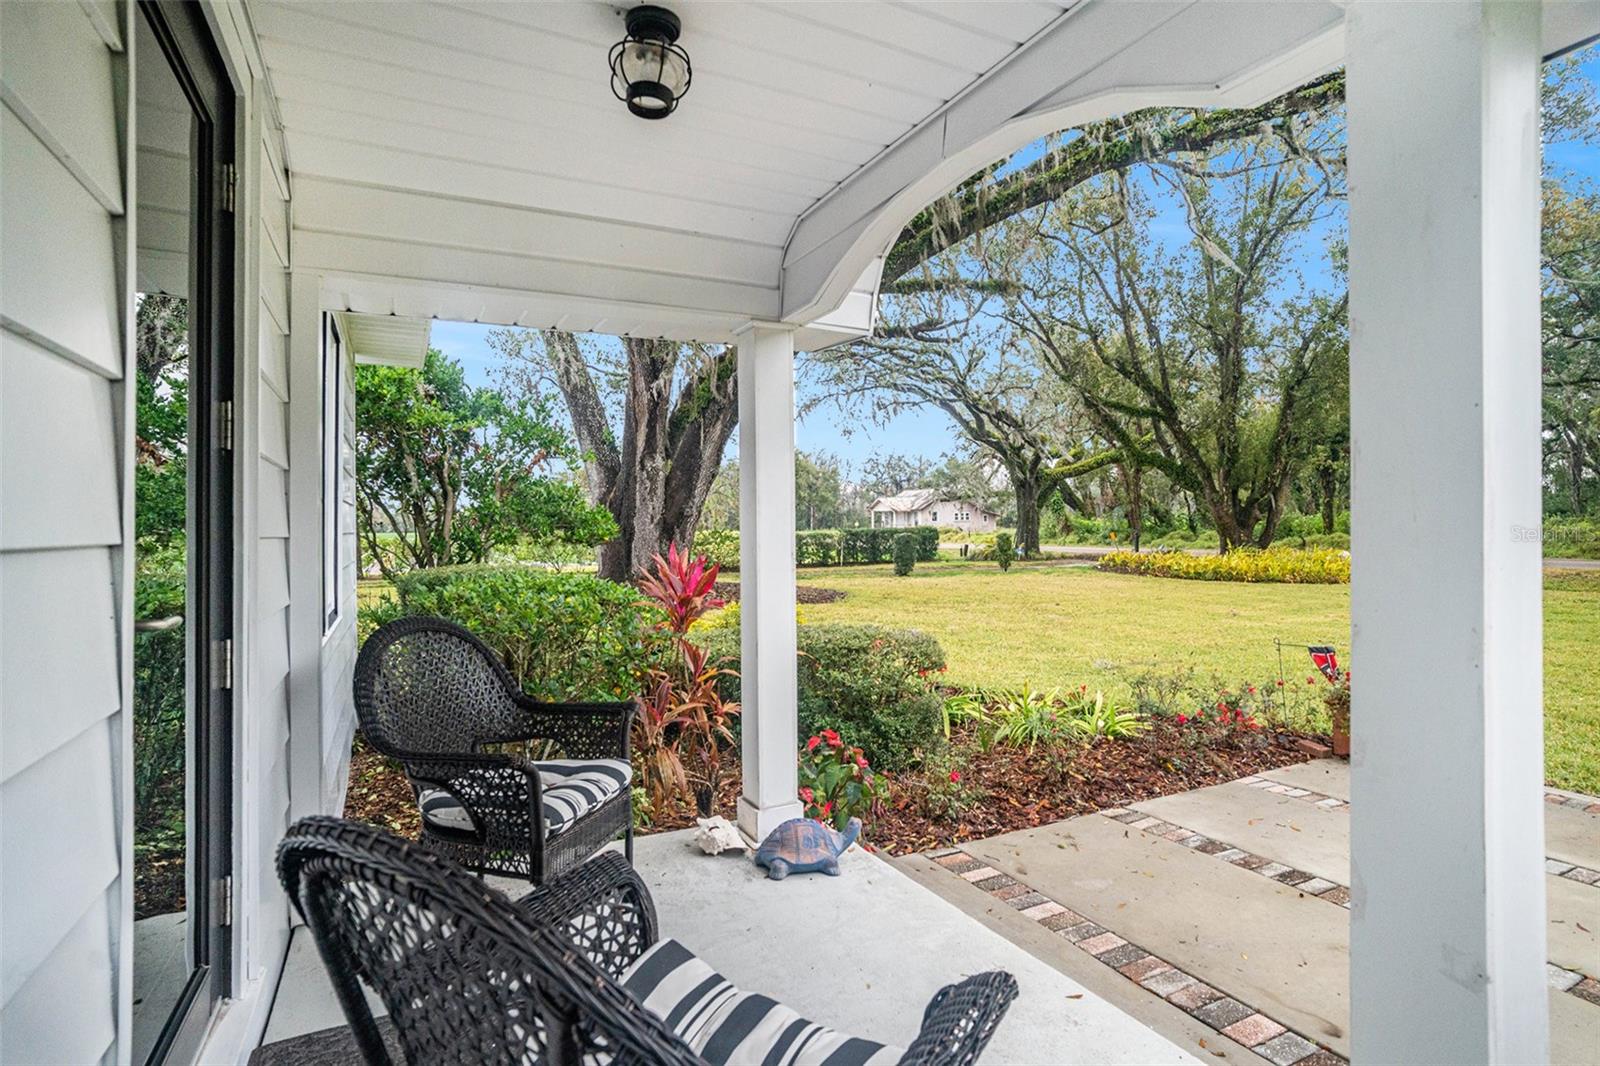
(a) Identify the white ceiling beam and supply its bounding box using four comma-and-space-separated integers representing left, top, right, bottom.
779, 0, 1347, 325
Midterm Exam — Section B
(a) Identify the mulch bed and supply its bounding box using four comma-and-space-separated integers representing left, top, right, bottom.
134, 850, 186, 920
341, 723, 1322, 859
346, 737, 422, 840
711, 581, 846, 605
868, 720, 1320, 855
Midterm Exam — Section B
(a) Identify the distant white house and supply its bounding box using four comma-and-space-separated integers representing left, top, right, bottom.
868, 488, 1000, 532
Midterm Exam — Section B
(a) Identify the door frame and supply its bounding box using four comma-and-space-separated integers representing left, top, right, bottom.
134, 2, 237, 1062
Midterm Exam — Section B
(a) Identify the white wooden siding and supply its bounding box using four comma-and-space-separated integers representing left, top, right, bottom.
252, 90, 297, 1004
0, 4, 129, 1062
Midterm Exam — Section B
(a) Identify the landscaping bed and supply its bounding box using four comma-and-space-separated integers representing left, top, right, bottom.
342, 723, 1320, 859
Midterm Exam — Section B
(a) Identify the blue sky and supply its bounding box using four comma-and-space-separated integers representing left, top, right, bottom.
427, 48, 1599, 478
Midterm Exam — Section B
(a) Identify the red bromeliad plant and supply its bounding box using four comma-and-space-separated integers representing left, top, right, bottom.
798, 729, 891, 832
639, 542, 724, 636
633, 673, 692, 812
635, 543, 739, 815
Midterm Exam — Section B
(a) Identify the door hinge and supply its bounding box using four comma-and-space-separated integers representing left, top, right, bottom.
213, 637, 234, 690
217, 399, 234, 451
216, 875, 233, 927
220, 162, 237, 213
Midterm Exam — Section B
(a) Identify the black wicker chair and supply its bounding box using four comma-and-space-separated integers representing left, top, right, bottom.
277, 817, 1019, 1066
354, 615, 635, 883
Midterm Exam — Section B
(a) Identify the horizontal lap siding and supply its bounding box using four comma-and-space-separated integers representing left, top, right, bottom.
0, 4, 127, 1062
255, 121, 294, 963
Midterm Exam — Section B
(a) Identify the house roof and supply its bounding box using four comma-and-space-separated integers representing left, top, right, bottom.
869, 489, 998, 515
869, 489, 938, 513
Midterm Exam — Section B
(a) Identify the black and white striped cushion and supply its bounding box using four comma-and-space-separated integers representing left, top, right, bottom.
418, 758, 631, 838
621, 938, 903, 1066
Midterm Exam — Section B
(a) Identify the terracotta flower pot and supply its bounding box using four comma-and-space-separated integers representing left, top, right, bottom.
1331, 711, 1350, 758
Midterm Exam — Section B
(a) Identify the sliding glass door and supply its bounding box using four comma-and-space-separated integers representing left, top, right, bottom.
130, 3, 236, 1062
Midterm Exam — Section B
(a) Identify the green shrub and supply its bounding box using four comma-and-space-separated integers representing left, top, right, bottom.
994, 531, 1014, 571
706, 622, 946, 770
1098, 545, 1349, 584
376, 564, 663, 700
693, 528, 740, 572
1543, 516, 1600, 559
893, 532, 917, 576
796, 529, 841, 567
838, 527, 937, 565
133, 543, 187, 816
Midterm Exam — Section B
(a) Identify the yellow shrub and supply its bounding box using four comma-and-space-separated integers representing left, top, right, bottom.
1096, 546, 1350, 584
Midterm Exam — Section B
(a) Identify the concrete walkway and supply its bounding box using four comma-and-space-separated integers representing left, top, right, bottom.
903, 761, 1600, 1066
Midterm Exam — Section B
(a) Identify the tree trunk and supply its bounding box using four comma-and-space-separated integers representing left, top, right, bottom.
1320, 460, 1338, 534
1013, 477, 1042, 557
1568, 431, 1587, 515
1124, 463, 1144, 552
542, 332, 738, 582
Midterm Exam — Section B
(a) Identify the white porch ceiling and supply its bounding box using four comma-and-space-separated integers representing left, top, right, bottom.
336, 310, 433, 368
249, 0, 1600, 345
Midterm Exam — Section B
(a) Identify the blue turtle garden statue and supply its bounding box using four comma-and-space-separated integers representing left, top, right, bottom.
753, 817, 861, 880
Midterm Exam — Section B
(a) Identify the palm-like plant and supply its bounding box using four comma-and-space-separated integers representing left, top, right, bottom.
638, 542, 723, 635
633, 673, 692, 812
635, 543, 740, 815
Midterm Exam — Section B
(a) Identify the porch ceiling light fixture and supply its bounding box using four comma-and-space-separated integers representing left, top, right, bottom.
609, 5, 691, 119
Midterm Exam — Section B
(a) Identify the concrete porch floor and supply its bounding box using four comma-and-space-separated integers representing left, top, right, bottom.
262, 828, 1200, 1062
901, 761, 1600, 1066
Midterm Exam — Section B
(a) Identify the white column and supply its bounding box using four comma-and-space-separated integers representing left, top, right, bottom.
1347, 4, 1547, 1062
734, 323, 804, 842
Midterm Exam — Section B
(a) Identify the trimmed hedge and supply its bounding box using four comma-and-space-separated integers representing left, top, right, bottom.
706, 622, 946, 770
371, 564, 663, 699
892, 532, 918, 576
840, 526, 938, 566
693, 526, 940, 568
1097, 546, 1350, 584
796, 529, 841, 567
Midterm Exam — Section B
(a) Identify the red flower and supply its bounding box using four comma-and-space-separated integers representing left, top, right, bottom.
856, 756, 869, 769
1276, 679, 1285, 688
799, 786, 814, 803
820, 801, 834, 816
822, 728, 842, 748
806, 736, 820, 752
1247, 685, 1256, 695
1307, 676, 1316, 685
949, 770, 962, 783
1176, 714, 1188, 725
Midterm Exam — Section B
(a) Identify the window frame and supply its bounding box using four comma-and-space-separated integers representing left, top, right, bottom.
321, 314, 343, 633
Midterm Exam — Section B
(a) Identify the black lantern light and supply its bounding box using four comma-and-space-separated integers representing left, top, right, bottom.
609, 5, 691, 119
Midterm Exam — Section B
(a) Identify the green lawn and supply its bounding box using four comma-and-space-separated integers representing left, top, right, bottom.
797, 560, 1600, 794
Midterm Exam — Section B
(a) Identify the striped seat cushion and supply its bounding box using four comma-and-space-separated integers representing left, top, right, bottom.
418, 758, 631, 838
621, 938, 903, 1066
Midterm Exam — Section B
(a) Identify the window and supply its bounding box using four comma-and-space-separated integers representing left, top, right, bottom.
322, 315, 343, 631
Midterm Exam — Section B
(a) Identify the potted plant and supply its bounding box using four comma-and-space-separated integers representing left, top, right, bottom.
1325, 673, 1351, 757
